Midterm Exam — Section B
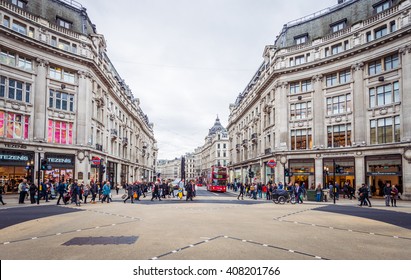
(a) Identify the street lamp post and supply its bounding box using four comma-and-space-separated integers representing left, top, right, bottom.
280, 155, 287, 186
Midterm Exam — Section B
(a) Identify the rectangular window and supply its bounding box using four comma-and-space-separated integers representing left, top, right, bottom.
290, 101, 312, 120
368, 60, 382, 75
1, 111, 29, 139
291, 129, 312, 150
369, 81, 400, 108
327, 124, 351, 148
49, 66, 62, 80
18, 56, 32, 70
339, 69, 351, 84
374, 1, 390, 13
295, 34, 308, 45
289, 82, 299, 94
301, 80, 312, 92
331, 21, 345, 33
366, 31, 372, 42
384, 54, 399, 71
63, 71, 75, 83
12, 0, 26, 8
51, 36, 57, 47
48, 120, 73, 144
326, 73, 337, 87
58, 39, 71, 52
25, 84, 31, 103
49, 89, 74, 112
370, 116, 399, 144
0, 50, 16, 66
331, 43, 343, 55
390, 21, 397, 32
8, 79, 23, 101
3, 16, 10, 28
375, 26, 388, 39
327, 94, 351, 115
295, 55, 305, 65
57, 18, 72, 29
0, 76, 5, 98
11, 21, 26, 35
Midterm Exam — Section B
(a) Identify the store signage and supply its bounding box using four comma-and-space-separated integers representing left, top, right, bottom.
0, 154, 29, 161
47, 157, 72, 164
367, 172, 400, 176
267, 160, 276, 168
91, 156, 101, 165
4, 144, 28, 149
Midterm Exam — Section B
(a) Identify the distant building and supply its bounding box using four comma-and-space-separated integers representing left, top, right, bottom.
0, 0, 157, 190
195, 116, 229, 184
228, 0, 411, 199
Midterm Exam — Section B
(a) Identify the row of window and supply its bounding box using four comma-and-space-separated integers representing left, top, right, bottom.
293, 1, 393, 45
290, 115, 400, 150
0, 76, 31, 103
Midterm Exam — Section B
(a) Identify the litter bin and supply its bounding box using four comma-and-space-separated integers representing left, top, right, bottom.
306, 190, 316, 201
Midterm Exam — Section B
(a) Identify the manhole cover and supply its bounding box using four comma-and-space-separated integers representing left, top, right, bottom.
62, 236, 138, 246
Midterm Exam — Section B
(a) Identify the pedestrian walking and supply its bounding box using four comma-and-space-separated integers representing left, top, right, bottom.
18, 179, 28, 204
123, 183, 135, 203
391, 185, 399, 207
101, 181, 111, 203
29, 182, 37, 204
315, 183, 322, 202
0, 184, 6, 205
83, 183, 90, 204
151, 182, 162, 201
56, 180, 67, 205
237, 183, 245, 200
359, 184, 372, 207
383, 182, 392, 206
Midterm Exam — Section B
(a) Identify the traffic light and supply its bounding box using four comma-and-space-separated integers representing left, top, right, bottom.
40, 159, 47, 170
100, 165, 106, 174
248, 169, 254, 178
284, 168, 290, 177
335, 165, 343, 174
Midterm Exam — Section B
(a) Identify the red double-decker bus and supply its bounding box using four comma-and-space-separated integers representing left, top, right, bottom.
207, 165, 227, 192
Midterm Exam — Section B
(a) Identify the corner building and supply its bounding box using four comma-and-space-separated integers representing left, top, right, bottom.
0, 0, 157, 190
228, 0, 411, 199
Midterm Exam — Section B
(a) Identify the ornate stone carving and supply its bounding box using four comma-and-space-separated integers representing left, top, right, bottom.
312, 74, 323, 82
351, 62, 364, 71
35, 58, 49, 67
399, 44, 411, 55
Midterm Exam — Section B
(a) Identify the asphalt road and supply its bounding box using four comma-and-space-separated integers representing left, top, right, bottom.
1, 188, 411, 260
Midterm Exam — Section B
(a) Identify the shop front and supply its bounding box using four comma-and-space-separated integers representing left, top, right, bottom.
264, 159, 277, 184
323, 157, 355, 191
0, 148, 35, 192
366, 154, 402, 196
107, 161, 117, 187
289, 159, 314, 189
43, 153, 75, 183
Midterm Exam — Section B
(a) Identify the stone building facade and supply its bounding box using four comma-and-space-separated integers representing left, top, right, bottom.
0, 0, 157, 190
228, 0, 411, 199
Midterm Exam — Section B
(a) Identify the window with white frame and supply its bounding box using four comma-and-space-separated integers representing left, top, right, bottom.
11, 0, 26, 9
49, 66, 75, 83
290, 101, 312, 120
374, 1, 391, 13
331, 20, 346, 33
369, 81, 400, 108
326, 94, 352, 115
370, 116, 400, 144
289, 79, 312, 94
327, 124, 351, 148
291, 128, 312, 150
11, 20, 26, 35
49, 89, 74, 112
0, 76, 31, 103
57, 17, 72, 29
295, 34, 308, 45
375, 25, 388, 39
368, 53, 399, 75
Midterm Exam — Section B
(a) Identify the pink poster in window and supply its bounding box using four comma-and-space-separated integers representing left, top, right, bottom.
55, 121, 61, 144
7, 112, 14, 138
61, 122, 67, 144
69, 123, 73, 144
14, 115, 22, 139
48, 120, 53, 142
24, 116, 29, 139
0, 111, 4, 137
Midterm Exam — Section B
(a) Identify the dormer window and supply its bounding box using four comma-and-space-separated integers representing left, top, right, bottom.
373, 0, 391, 13
330, 19, 347, 33
11, 0, 26, 9
57, 17, 72, 29
294, 33, 308, 45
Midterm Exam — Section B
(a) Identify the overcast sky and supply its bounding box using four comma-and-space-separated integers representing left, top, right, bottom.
79, 0, 338, 160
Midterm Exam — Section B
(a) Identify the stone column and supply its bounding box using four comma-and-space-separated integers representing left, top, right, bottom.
312, 74, 324, 148
314, 156, 323, 188
275, 82, 288, 149
402, 151, 411, 200
76, 71, 92, 146
354, 154, 365, 192
351, 62, 365, 144
400, 45, 411, 140
33, 59, 48, 141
